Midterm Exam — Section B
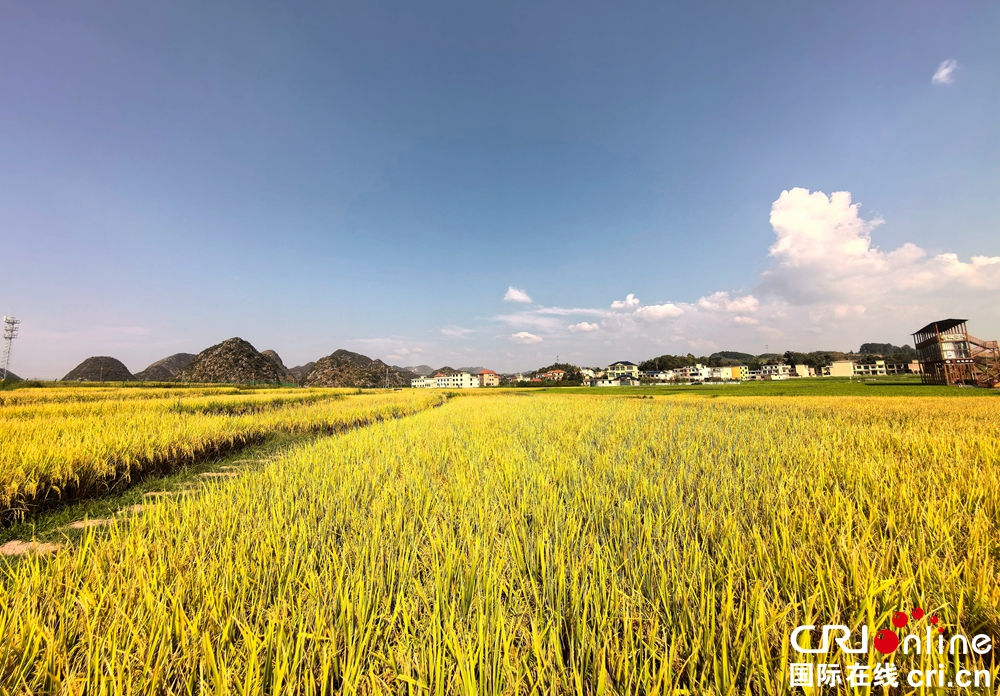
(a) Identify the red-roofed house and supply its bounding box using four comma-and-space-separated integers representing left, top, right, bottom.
477, 369, 500, 387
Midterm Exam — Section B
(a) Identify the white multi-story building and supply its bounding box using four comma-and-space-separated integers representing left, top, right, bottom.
852, 361, 888, 377
793, 364, 813, 378
444, 372, 479, 388
821, 360, 917, 377
411, 372, 480, 388
760, 364, 792, 380
676, 364, 712, 382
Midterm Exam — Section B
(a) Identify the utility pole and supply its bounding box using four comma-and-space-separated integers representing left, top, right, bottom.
1, 316, 20, 380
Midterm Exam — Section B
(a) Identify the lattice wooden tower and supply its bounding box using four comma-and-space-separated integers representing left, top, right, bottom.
912, 319, 1000, 388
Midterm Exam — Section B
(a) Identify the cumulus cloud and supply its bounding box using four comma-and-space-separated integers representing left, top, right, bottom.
610, 293, 641, 309
932, 59, 959, 85
510, 331, 542, 344
634, 303, 685, 321
696, 292, 759, 314
504, 287, 532, 303
760, 188, 1000, 308
484, 186, 999, 362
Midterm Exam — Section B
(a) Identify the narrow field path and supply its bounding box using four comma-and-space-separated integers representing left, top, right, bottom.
1, 388, 449, 526
0, 431, 310, 553
0, 393, 454, 551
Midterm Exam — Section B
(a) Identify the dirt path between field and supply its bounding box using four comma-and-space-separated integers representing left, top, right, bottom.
0, 395, 455, 551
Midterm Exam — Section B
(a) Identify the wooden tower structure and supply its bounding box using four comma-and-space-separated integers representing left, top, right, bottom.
912, 319, 1000, 388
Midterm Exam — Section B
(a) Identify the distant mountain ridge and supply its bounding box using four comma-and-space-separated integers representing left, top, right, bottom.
179, 338, 287, 384
400, 364, 434, 376
134, 353, 196, 381
288, 362, 316, 384
709, 351, 754, 362
261, 350, 297, 383
57, 342, 487, 387
306, 350, 417, 388
400, 364, 485, 376
858, 342, 915, 356
63, 356, 135, 382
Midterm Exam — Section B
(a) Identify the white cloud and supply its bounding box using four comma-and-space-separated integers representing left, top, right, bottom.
441, 325, 474, 338
696, 292, 759, 314
494, 312, 565, 333
932, 59, 959, 85
504, 287, 533, 303
493, 305, 606, 336
510, 331, 542, 344
482, 187, 999, 363
761, 188, 1000, 307
610, 293, 640, 309
634, 303, 685, 321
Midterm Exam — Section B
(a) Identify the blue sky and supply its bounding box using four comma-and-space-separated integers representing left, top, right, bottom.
2, 1, 998, 377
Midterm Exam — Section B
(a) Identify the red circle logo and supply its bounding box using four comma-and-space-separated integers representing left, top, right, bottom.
874, 629, 900, 654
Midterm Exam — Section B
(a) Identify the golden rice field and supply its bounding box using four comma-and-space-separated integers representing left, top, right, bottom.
2, 390, 1000, 694
0, 387, 446, 521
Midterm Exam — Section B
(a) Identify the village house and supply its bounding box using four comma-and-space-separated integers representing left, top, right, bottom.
606, 361, 639, 379
821, 360, 921, 377
477, 369, 500, 387
760, 364, 792, 380
710, 366, 743, 381
676, 364, 712, 382
411, 372, 480, 388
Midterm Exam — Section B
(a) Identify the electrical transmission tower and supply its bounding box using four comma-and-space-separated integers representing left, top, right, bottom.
2, 316, 21, 380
